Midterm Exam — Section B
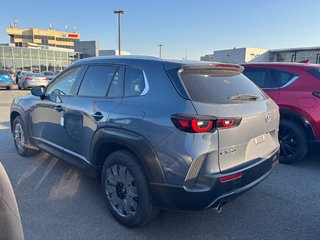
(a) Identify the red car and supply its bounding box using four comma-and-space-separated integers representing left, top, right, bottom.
242, 62, 320, 163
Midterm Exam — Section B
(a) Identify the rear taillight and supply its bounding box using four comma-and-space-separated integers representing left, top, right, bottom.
43, 77, 49, 81
25, 77, 32, 81
171, 114, 241, 133
312, 92, 320, 98
172, 115, 214, 133
216, 119, 238, 128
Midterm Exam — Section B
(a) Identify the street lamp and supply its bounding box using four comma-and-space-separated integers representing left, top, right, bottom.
158, 44, 163, 58
113, 9, 125, 55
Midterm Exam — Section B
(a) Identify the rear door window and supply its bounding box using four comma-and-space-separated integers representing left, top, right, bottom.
107, 67, 124, 98
180, 69, 266, 104
243, 68, 278, 88
272, 69, 298, 87
78, 65, 119, 97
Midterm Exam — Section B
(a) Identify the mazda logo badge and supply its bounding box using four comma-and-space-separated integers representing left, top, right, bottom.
265, 113, 272, 123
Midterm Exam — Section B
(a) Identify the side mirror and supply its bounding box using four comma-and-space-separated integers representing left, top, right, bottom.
31, 86, 45, 99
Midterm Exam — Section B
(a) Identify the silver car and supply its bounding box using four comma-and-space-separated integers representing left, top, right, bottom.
18, 73, 49, 90
41, 71, 56, 81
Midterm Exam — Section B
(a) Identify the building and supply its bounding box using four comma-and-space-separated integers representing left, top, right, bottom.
200, 54, 214, 62
6, 27, 80, 49
74, 41, 100, 58
201, 47, 269, 63
99, 49, 131, 56
0, 45, 83, 72
201, 46, 320, 64
1, 25, 93, 72
269, 47, 320, 63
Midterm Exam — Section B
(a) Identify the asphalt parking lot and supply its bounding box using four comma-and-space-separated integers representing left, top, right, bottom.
0, 87, 320, 240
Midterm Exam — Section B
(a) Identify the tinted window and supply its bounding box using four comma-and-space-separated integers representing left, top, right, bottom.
125, 67, 146, 97
43, 71, 54, 76
273, 69, 297, 87
308, 68, 320, 80
107, 68, 124, 98
243, 68, 277, 88
25, 73, 43, 77
46, 67, 81, 95
180, 69, 266, 104
78, 65, 118, 97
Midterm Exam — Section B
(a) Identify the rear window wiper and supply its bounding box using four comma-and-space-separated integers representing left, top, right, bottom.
229, 94, 259, 101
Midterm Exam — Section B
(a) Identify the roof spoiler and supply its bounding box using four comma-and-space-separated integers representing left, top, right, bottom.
164, 61, 244, 73
182, 63, 244, 73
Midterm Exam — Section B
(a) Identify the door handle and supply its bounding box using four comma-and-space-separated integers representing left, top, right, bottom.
54, 105, 63, 112
92, 112, 103, 121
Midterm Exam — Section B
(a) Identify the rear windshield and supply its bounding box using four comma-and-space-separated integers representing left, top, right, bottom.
43, 71, 54, 75
26, 73, 43, 77
0, 70, 8, 74
308, 68, 320, 79
179, 69, 267, 104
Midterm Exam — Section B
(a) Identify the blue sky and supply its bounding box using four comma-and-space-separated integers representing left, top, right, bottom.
1, 0, 320, 60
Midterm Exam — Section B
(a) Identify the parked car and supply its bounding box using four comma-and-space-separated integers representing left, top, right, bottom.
0, 69, 13, 90
7, 69, 15, 82
16, 71, 33, 85
0, 162, 24, 240
10, 56, 280, 227
41, 71, 56, 81
242, 62, 320, 163
18, 73, 49, 90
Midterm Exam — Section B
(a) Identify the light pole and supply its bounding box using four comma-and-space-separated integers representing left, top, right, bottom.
158, 44, 163, 58
113, 9, 125, 55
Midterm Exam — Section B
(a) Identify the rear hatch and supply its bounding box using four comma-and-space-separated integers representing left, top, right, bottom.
28, 74, 48, 82
169, 63, 280, 172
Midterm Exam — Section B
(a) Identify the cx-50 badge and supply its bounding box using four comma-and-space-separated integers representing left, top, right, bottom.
265, 113, 272, 123
220, 148, 236, 156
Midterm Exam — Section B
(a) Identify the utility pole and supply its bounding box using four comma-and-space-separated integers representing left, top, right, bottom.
113, 9, 125, 55
158, 44, 163, 58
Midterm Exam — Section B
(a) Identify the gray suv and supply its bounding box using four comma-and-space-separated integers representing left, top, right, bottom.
10, 56, 280, 227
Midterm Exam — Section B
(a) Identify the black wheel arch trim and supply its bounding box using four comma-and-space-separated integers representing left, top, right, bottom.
280, 108, 315, 141
10, 105, 38, 148
10, 106, 29, 134
91, 128, 166, 184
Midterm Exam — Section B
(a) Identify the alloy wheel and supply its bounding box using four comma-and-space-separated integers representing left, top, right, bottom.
14, 122, 25, 152
105, 164, 139, 218
279, 126, 298, 159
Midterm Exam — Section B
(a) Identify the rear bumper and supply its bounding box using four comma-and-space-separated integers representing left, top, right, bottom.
151, 148, 279, 210
23, 81, 48, 88
0, 82, 12, 87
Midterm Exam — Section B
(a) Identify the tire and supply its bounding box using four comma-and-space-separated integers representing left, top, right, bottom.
101, 150, 159, 227
18, 85, 22, 90
12, 116, 39, 157
279, 119, 308, 164
6, 85, 13, 90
